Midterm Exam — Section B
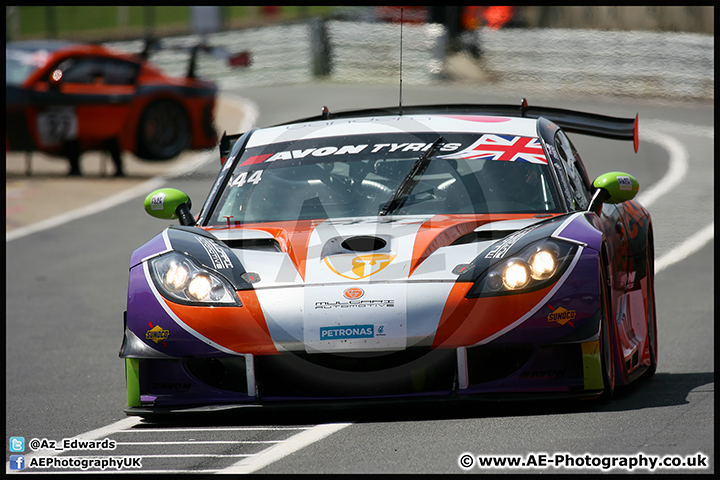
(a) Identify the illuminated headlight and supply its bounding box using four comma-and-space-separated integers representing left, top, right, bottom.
466, 240, 577, 298
149, 252, 241, 305
503, 260, 530, 289
528, 247, 558, 280
164, 260, 190, 291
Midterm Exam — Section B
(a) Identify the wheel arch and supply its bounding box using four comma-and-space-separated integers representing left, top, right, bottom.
599, 240, 622, 386
133, 96, 192, 161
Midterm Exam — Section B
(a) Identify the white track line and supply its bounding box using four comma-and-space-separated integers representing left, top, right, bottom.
636, 127, 689, 208
218, 422, 352, 474
638, 121, 714, 274
655, 222, 714, 274
5, 177, 168, 242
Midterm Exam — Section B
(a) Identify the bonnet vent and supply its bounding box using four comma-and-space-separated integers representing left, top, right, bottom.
341, 236, 387, 252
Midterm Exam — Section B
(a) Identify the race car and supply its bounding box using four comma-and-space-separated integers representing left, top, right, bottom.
120, 100, 657, 415
6, 39, 218, 176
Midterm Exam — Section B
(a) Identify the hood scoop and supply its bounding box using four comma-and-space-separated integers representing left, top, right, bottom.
211, 229, 283, 252
321, 234, 394, 258
341, 235, 387, 252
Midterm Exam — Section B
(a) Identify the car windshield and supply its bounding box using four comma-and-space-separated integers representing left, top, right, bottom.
6, 49, 45, 86
206, 132, 563, 226
5, 42, 71, 86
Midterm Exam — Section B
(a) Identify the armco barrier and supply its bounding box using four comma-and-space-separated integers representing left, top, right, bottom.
476, 28, 714, 100
104, 21, 713, 100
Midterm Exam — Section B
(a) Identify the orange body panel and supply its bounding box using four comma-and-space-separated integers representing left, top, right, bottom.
165, 290, 279, 355
432, 282, 555, 348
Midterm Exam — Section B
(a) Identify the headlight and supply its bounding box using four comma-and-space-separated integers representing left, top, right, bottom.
148, 252, 241, 306
503, 260, 530, 289
528, 244, 559, 280
466, 240, 577, 298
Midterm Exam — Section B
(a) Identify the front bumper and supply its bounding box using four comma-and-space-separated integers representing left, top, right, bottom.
123, 336, 605, 414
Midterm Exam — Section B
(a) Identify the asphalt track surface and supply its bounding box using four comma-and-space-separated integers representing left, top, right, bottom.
5, 83, 714, 474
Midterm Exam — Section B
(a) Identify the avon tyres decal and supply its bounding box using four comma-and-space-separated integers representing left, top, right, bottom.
165, 226, 252, 289
235, 133, 475, 169
239, 143, 462, 168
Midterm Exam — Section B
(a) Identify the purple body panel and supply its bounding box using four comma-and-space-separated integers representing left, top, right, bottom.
555, 213, 603, 250
129, 232, 167, 268
126, 265, 227, 358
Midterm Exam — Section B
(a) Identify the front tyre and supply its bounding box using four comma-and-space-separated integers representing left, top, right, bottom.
136, 100, 191, 161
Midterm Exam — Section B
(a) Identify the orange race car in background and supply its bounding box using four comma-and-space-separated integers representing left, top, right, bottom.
6, 40, 219, 176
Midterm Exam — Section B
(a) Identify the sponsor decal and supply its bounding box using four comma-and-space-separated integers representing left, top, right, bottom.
320, 324, 374, 340
324, 253, 397, 280
146, 322, 170, 346
241, 142, 463, 166
149, 192, 166, 211
547, 304, 576, 327
617, 175, 633, 191
239, 153, 273, 167
484, 227, 537, 259
196, 236, 234, 270
343, 287, 365, 299
315, 299, 394, 309
304, 282, 406, 352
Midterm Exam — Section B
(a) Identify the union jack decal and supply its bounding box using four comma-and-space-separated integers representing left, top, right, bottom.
441, 135, 547, 164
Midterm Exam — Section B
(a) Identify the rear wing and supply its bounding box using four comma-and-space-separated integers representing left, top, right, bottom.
139, 37, 251, 80
219, 132, 243, 165
286, 98, 639, 153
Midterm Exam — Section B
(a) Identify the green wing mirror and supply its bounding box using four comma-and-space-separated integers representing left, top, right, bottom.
588, 172, 639, 213
144, 188, 195, 226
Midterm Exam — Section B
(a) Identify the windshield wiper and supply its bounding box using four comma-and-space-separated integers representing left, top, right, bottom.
378, 136, 445, 216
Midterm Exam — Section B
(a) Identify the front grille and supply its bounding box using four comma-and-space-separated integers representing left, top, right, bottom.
255, 348, 456, 398
185, 357, 248, 394
466, 344, 534, 385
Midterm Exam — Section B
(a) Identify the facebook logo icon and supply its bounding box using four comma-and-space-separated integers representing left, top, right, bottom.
10, 436, 25, 452
9, 455, 25, 470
